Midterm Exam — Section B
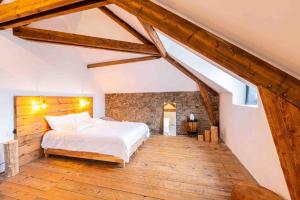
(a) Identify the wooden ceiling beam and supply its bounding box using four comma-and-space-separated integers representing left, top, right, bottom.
0, 0, 110, 29
259, 87, 300, 200
140, 21, 168, 57
87, 56, 161, 69
0, 0, 81, 23
139, 20, 217, 95
165, 55, 218, 125
108, 0, 300, 109
140, 19, 218, 125
13, 26, 160, 55
99, 7, 151, 45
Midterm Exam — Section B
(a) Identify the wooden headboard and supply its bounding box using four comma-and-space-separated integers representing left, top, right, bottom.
15, 96, 93, 166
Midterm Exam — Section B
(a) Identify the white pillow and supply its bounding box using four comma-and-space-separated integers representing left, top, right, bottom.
76, 118, 94, 131
45, 114, 76, 131
73, 111, 91, 122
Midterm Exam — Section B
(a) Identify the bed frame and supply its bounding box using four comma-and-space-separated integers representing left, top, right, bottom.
44, 148, 126, 168
43, 134, 147, 168
15, 96, 147, 168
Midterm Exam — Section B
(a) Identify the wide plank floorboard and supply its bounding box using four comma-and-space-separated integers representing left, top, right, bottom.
0, 135, 256, 200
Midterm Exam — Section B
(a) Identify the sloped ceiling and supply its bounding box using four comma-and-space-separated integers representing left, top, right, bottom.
26, 6, 216, 93
24, 0, 300, 94
154, 0, 300, 79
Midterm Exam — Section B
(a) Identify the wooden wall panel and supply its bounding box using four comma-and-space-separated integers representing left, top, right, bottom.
15, 96, 93, 166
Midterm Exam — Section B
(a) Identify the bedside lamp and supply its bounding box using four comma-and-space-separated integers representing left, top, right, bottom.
79, 99, 90, 108
32, 97, 47, 112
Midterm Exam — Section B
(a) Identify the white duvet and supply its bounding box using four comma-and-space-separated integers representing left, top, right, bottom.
41, 119, 150, 162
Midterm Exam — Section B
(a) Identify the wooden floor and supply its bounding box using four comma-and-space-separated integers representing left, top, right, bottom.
0, 135, 256, 200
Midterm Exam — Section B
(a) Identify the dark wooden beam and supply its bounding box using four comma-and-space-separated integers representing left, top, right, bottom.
140, 21, 168, 57
99, 7, 151, 45
166, 55, 218, 125
87, 56, 161, 68
108, 0, 300, 109
0, 0, 111, 29
259, 87, 300, 200
13, 26, 160, 55
139, 19, 218, 125
0, 0, 81, 23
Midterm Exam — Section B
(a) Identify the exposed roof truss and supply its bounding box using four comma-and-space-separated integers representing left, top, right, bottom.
13, 26, 160, 55
0, 0, 109, 29
0, 1, 299, 199
96, 7, 218, 125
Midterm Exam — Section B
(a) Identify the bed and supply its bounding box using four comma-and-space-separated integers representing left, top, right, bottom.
42, 113, 150, 167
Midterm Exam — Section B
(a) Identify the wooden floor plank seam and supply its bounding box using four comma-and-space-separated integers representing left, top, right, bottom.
0, 135, 256, 200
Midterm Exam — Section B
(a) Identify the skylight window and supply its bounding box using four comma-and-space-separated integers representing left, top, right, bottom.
245, 85, 258, 105
157, 32, 259, 107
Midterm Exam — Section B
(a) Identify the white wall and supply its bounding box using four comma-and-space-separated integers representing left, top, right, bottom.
92, 58, 198, 93
219, 93, 290, 200
0, 29, 105, 171
154, 16, 291, 200
158, 26, 290, 199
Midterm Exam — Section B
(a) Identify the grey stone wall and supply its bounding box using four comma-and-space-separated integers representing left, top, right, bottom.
105, 91, 219, 135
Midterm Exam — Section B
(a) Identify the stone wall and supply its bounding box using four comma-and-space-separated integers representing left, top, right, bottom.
105, 91, 219, 135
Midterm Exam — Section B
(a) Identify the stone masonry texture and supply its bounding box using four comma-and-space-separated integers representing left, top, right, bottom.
105, 91, 219, 135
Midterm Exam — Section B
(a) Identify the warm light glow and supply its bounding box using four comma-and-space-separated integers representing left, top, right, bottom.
32, 98, 47, 112
32, 101, 40, 112
41, 103, 47, 109
79, 99, 90, 107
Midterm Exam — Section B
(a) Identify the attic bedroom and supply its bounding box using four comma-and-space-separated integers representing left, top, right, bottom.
0, 0, 299, 200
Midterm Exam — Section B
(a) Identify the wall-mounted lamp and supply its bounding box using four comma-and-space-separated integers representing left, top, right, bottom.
79, 99, 90, 108
32, 97, 47, 112
32, 101, 40, 112
41, 99, 47, 109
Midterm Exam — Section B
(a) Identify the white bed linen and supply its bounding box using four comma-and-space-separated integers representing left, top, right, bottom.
41, 119, 150, 162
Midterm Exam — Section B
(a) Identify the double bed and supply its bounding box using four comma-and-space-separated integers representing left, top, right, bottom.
42, 113, 150, 167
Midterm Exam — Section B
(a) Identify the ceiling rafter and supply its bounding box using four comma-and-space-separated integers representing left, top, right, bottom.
90, 6, 218, 125
99, 6, 152, 45
259, 87, 300, 200
140, 22, 168, 57
139, 20, 218, 125
96, 7, 217, 94
13, 26, 160, 55
87, 56, 161, 68
0, 0, 109, 29
108, 0, 300, 109
165, 55, 218, 125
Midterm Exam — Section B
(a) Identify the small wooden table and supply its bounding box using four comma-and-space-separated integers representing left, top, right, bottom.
187, 119, 198, 137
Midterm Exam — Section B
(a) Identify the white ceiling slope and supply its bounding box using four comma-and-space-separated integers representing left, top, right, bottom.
26, 0, 299, 94
106, 5, 246, 95
25, 7, 199, 93
154, 0, 300, 79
